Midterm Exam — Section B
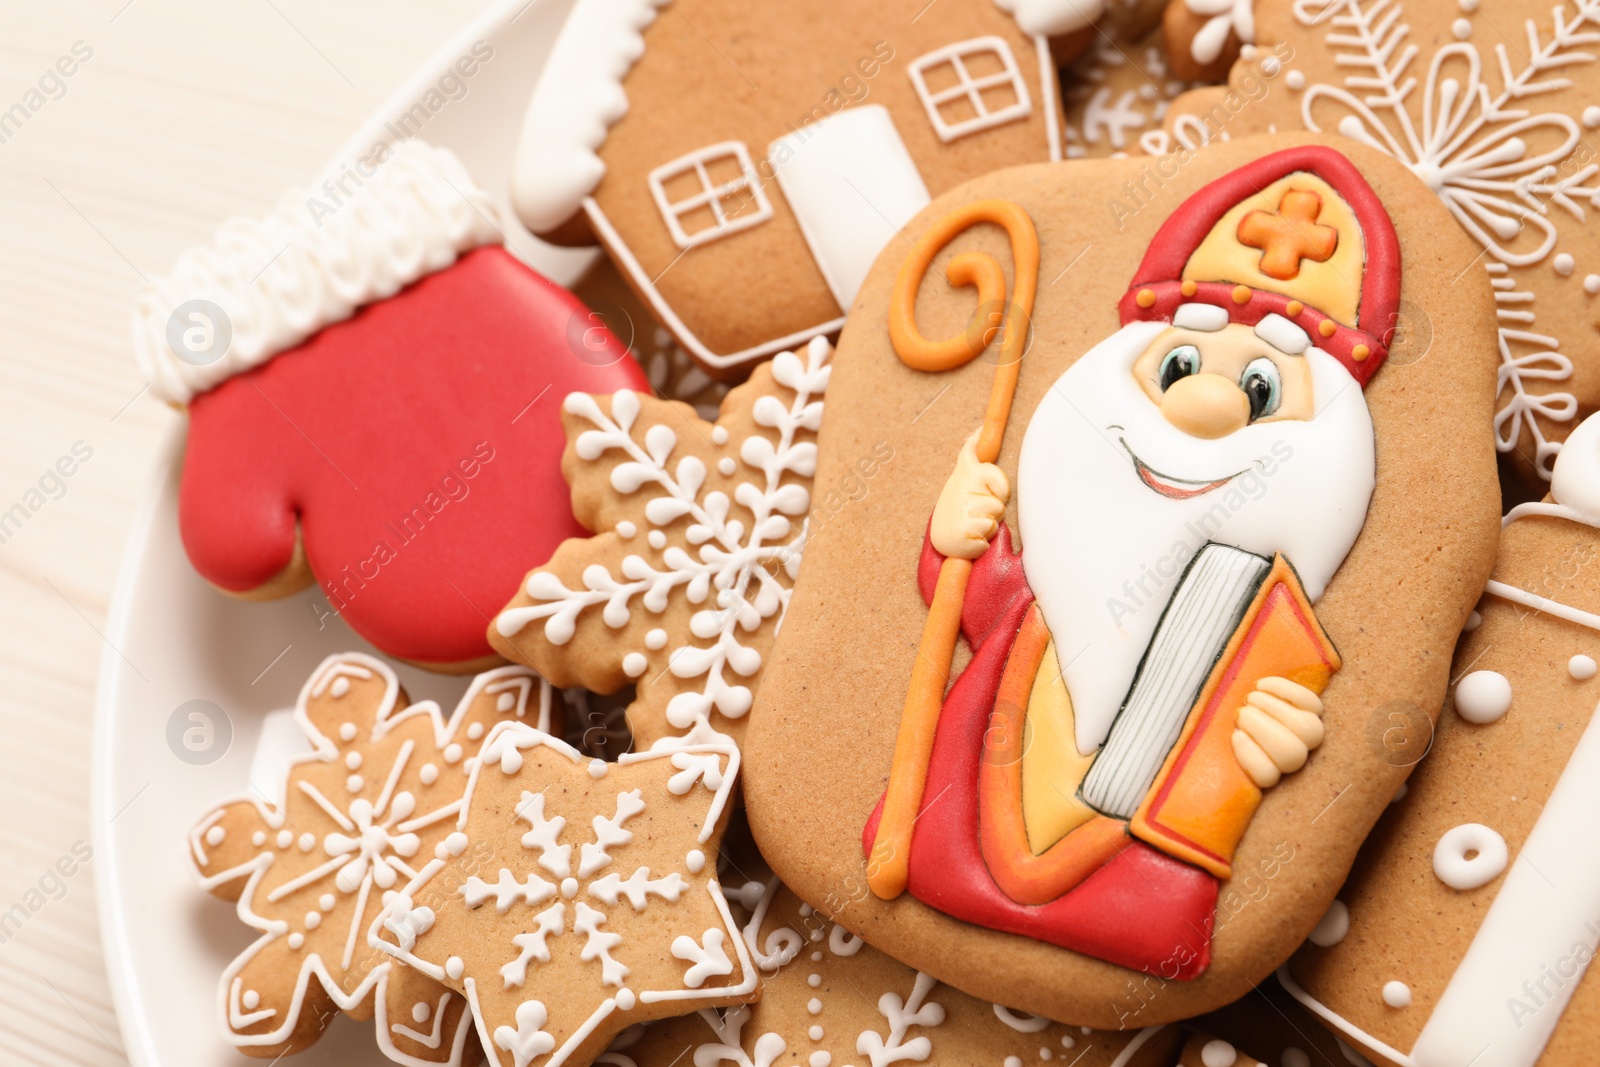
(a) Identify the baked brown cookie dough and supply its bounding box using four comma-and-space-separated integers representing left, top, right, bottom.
743, 132, 1501, 1027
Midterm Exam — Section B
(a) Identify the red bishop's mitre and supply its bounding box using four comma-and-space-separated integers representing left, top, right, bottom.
1117, 145, 1402, 388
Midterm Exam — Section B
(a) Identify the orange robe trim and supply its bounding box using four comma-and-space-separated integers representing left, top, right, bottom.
1131, 554, 1340, 878
977, 604, 1136, 905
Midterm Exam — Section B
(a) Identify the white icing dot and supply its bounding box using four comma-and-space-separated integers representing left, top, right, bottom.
276, 830, 293, 849
589, 759, 608, 779
1571, 655, 1597, 680
346, 774, 364, 793
467, 723, 485, 741
1555, 253, 1576, 276
444, 743, 463, 764
718, 457, 737, 476
1061, 1035, 1074, 1048
420, 763, 439, 785
252, 831, 266, 847
1040, 1050, 1053, 1061
1585, 106, 1600, 128
1434, 823, 1509, 890
1309, 900, 1349, 947
412, 1001, 430, 1023
1463, 609, 1481, 632
445, 833, 468, 856
810, 927, 824, 941
339, 722, 357, 741
206, 826, 226, 847
648, 530, 667, 549
616, 520, 637, 538
686, 849, 706, 873
811, 951, 823, 962
446, 956, 464, 980
1586, 274, 1600, 295
1383, 980, 1412, 1008
807, 997, 823, 1015
809, 1025, 824, 1041
345, 751, 362, 770
623, 652, 648, 677
1455, 670, 1512, 723
497, 691, 516, 713
1459, 0, 1477, 9
299, 833, 315, 851
1283, 1050, 1311, 1067
288, 933, 304, 949
1452, 17, 1472, 38
799, 903, 813, 917
1202, 1039, 1238, 1067
616, 987, 637, 1010
305, 912, 322, 930
242, 989, 260, 1010
331, 677, 351, 698
711, 426, 730, 445
1286, 70, 1306, 90
645, 628, 668, 650
320, 894, 336, 911
562, 877, 579, 899
1259, 53, 1279, 76
808, 972, 821, 987
810, 1054, 831, 1067
1006, 1059, 1023, 1067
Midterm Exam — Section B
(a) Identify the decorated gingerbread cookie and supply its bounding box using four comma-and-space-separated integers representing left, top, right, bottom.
743, 134, 1503, 1025
1162, 0, 1256, 82
188, 653, 556, 1062
510, 0, 1078, 379
597, 881, 1181, 1066
368, 723, 754, 1067
1282, 411, 1600, 1067
134, 140, 649, 672
488, 337, 836, 751
1062, 28, 1205, 158
1158, 0, 1600, 490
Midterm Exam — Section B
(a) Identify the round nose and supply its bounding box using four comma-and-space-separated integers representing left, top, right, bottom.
1160, 373, 1251, 439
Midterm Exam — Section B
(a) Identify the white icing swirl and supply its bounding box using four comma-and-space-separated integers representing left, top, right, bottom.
133, 140, 501, 404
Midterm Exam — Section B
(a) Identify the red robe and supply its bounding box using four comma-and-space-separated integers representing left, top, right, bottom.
863, 523, 1219, 979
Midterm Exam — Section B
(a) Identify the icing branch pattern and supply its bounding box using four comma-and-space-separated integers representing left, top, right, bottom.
856, 972, 947, 1067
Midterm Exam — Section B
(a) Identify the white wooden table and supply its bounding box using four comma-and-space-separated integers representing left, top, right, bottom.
0, 3, 494, 1061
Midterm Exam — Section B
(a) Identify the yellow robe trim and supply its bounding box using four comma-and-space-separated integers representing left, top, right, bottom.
1020, 640, 1099, 855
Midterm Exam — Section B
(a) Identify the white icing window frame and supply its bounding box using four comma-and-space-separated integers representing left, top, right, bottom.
908, 35, 1033, 143
646, 141, 773, 251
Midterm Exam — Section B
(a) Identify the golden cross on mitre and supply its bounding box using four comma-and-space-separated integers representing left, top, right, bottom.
1236, 189, 1340, 281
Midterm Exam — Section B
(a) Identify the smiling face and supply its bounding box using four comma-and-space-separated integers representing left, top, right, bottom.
1015, 317, 1376, 753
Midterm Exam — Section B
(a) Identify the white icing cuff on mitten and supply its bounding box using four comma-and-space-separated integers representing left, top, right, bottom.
133, 140, 502, 405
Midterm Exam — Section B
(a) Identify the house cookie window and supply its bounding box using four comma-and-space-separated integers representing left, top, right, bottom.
647, 141, 773, 250
908, 36, 1033, 143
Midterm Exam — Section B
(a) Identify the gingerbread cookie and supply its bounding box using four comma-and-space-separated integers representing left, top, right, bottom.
134, 140, 649, 672
369, 724, 754, 1067
744, 134, 1502, 1025
1159, 0, 1600, 490
1191, 973, 1363, 1067
1162, 0, 1255, 82
188, 653, 555, 1061
510, 0, 1073, 378
1062, 28, 1204, 158
1282, 412, 1600, 1067
597, 881, 1181, 1066
489, 338, 837, 751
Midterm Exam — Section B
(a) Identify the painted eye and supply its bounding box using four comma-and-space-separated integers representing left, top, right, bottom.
1241, 357, 1282, 421
1158, 344, 1201, 391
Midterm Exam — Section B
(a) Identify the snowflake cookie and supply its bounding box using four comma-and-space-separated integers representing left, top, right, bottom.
596, 882, 1181, 1067
188, 653, 555, 1063
369, 723, 755, 1067
489, 336, 831, 750
1159, 0, 1600, 488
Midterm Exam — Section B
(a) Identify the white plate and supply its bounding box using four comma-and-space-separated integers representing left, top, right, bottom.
90, 1, 591, 1062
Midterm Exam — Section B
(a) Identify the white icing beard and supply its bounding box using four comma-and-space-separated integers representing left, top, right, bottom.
1016, 319, 1375, 755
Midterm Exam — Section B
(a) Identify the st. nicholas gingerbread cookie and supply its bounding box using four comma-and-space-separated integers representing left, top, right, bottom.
188, 653, 556, 1062
744, 134, 1503, 1026
510, 0, 1082, 378
134, 140, 649, 672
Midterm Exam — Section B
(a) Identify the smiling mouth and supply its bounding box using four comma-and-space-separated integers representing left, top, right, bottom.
1118, 437, 1244, 500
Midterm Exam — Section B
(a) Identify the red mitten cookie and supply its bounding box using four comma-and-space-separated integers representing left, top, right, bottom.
134, 141, 648, 671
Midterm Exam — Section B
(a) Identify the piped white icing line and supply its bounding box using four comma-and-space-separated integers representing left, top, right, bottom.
133, 140, 501, 404
1173, 302, 1230, 331
1254, 313, 1311, 355
1182, 0, 1256, 65
510, 0, 668, 233
993, 0, 1107, 36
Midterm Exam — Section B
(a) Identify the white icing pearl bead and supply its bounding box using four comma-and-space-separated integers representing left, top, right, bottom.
1555, 253, 1576, 276
1454, 670, 1512, 723
809, 1053, 831, 1067
1201, 1039, 1238, 1067
1309, 900, 1349, 947
645, 628, 668, 650
718, 457, 737, 476
330, 677, 350, 698
616, 988, 637, 1010
807, 997, 822, 1014
206, 826, 226, 847
1286, 70, 1306, 90
1570, 655, 1597, 680
686, 849, 705, 873
711, 426, 730, 445
623, 652, 648, 677
446, 956, 464, 980
1006, 1058, 1023, 1067
1585, 106, 1600, 128
1586, 274, 1600, 295
412, 1002, 430, 1023
339, 722, 357, 742
809, 1025, 824, 1040
1433, 823, 1508, 890
420, 763, 439, 785
1452, 17, 1472, 37
616, 521, 637, 538
1383, 980, 1412, 1008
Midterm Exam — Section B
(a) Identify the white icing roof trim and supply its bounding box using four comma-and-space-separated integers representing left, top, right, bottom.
510, 0, 669, 233
993, 0, 1107, 36
133, 141, 501, 405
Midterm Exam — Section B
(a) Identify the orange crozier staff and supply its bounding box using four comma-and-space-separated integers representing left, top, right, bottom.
868, 200, 1040, 900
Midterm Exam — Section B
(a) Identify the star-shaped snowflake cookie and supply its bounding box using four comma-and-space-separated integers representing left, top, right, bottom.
369, 722, 755, 1067
489, 336, 831, 750
189, 653, 556, 1063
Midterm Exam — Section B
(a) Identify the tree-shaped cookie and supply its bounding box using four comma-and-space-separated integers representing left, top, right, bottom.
189, 653, 556, 1063
597, 882, 1182, 1067
369, 723, 755, 1067
490, 336, 832, 750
